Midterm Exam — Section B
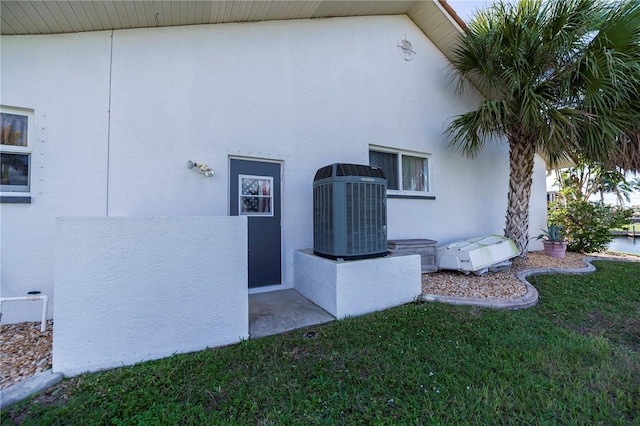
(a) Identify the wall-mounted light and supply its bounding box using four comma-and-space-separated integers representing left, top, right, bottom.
187, 160, 215, 177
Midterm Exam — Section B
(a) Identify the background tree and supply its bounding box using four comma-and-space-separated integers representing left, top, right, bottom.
594, 170, 632, 205
446, 0, 640, 256
555, 158, 632, 205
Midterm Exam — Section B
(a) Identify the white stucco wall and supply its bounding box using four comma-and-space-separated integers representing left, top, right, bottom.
529, 155, 548, 252
1, 15, 547, 324
53, 216, 248, 376
293, 250, 421, 318
0, 32, 112, 323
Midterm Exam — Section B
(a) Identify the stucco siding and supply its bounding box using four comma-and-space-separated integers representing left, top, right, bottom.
53, 216, 248, 376
1, 15, 544, 324
1, 32, 111, 323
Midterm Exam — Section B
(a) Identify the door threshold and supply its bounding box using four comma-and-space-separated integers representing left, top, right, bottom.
248, 284, 285, 295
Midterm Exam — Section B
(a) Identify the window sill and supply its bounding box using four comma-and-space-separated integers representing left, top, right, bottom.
0, 196, 32, 204
387, 193, 435, 200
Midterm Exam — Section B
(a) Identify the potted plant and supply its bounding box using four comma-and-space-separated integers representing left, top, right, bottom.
537, 223, 568, 258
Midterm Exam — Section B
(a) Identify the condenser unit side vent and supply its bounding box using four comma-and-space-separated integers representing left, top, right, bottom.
313, 181, 334, 255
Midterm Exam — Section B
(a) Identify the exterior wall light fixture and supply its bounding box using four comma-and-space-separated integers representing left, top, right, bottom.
187, 160, 215, 177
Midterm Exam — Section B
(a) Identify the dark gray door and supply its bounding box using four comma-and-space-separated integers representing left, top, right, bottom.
230, 159, 281, 288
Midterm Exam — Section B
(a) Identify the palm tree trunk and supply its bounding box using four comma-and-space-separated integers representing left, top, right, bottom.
504, 136, 536, 258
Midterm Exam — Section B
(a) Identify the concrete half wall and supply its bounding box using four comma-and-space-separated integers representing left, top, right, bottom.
294, 250, 422, 319
53, 216, 248, 376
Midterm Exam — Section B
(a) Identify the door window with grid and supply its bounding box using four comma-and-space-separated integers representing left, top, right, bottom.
239, 174, 273, 216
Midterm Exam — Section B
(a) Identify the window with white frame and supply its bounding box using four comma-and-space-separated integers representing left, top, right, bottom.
239, 174, 273, 216
1, 107, 33, 196
369, 147, 431, 197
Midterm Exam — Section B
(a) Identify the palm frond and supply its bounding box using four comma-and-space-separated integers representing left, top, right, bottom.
447, 0, 640, 168
445, 99, 508, 157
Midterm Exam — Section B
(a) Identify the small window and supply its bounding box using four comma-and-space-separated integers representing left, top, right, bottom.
0, 153, 30, 192
369, 147, 431, 196
369, 151, 399, 190
239, 174, 273, 216
1, 107, 33, 195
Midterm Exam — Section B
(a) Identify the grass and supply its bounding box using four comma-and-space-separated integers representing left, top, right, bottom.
613, 223, 640, 233
2, 261, 639, 425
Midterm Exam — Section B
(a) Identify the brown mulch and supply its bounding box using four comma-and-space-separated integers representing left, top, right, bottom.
1, 320, 53, 390
1, 251, 637, 391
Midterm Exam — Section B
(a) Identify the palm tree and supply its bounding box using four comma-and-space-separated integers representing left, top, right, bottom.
595, 170, 632, 206
446, 0, 640, 256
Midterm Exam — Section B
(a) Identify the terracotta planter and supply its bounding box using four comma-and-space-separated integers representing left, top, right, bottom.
542, 240, 568, 258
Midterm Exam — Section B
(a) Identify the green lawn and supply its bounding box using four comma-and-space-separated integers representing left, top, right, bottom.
614, 223, 640, 233
2, 261, 639, 425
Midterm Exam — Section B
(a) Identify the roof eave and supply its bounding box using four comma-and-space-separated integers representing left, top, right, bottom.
0, 1, 466, 62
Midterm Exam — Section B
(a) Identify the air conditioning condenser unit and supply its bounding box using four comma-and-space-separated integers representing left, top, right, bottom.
313, 163, 387, 260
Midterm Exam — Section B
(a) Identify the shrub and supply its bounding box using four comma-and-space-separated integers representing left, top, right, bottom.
548, 200, 632, 253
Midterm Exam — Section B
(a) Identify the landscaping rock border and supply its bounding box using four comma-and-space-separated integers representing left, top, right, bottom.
421, 256, 638, 310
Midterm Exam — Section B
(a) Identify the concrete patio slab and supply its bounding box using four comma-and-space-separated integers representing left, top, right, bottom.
249, 289, 335, 339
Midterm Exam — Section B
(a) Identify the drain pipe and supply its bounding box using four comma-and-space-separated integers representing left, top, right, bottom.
0, 294, 48, 332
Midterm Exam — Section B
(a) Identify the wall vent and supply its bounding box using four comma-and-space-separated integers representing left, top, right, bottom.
313, 163, 387, 260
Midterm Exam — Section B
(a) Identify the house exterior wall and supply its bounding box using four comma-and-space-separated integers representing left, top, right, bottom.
1, 32, 112, 323
529, 156, 547, 252
1, 14, 545, 324
53, 216, 248, 376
